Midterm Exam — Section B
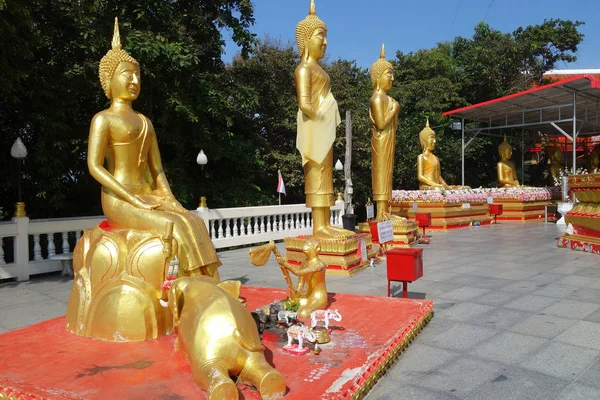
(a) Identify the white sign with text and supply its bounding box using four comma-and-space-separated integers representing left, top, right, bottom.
366, 204, 375, 219
377, 220, 394, 244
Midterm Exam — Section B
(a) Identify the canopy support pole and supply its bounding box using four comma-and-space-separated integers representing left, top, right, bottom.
461, 118, 465, 186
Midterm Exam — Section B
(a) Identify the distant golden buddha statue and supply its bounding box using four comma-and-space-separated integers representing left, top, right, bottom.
370, 44, 400, 219
588, 145, 599, 171
497, 135, 520, 187
417, 119, 466, 190
294, 0, 354, 238
547, 144, 564, 180
66, 18, 221, 342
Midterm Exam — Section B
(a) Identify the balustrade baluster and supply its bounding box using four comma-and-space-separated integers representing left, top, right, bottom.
256, 216, 262, 234
210, 221, 216, 240
48, 233, 56, 258
33, 234, 42, 261
261, 216, 266, 233
233, 218, 240, 238
267, 216, 273, 233
241, 218, 247, 237
251, 217, 257, 235
309, 212, 313, 227
287, 214, 292, 230
225, 219, 231, 238
276, 215, 282, 231
0, 238, 5, 265
293, 213, 298, 229
217, 219, 223, 238
62, 232, 70, 254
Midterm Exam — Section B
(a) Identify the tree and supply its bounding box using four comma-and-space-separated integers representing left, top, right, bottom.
513, 19, 584, 85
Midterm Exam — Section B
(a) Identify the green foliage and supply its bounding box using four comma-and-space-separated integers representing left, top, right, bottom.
281, 297, 300, 312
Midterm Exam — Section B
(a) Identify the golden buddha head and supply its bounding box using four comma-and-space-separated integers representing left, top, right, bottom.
296, 0, 328, 60
370, 44, 394, 90
99, 18, 140, 99
498, 135, 512, 160
419, 119, 436, 151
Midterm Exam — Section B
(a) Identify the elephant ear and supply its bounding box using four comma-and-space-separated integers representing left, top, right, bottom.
217, 280, 242, 300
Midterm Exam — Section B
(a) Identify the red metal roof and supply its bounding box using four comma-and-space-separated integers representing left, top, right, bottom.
442, 75, 600, 136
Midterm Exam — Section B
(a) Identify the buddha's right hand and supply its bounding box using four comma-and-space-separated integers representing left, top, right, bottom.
131, 196, 160, 210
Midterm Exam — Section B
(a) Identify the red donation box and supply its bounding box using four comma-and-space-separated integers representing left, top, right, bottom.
415, 213, 431, 228
386, 248, 423, 298
489, 204, 503, 223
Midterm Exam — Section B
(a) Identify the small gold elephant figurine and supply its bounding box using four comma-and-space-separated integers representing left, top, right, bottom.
168, 277, 286, 400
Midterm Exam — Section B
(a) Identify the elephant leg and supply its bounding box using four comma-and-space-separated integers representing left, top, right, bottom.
190, 359, 238, 400
298, 337, 304, 349
287, 335, 293, 347
239, 352, 286, 400
324, 319, 329, 330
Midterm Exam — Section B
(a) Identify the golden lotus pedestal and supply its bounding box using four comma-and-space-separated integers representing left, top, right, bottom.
390, 201, 493, 231
284, 233, 377, 276
357, 220, 420, 249
558, 173, 600, 255
493, 199, 552, 221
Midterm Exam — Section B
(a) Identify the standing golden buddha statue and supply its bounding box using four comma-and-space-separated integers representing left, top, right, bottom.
294, 0, 354, 239
66, 18, 221, 342
497, 135, 521, 187
370, 44, 399, 219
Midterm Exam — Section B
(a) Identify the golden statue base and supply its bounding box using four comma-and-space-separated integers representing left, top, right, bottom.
390, 202, 493, 231
559, 173, 600, 253
66, 222, 174, 342
357, 219, 420, 248
284, 233, 377, 276
493, 199, 552, 221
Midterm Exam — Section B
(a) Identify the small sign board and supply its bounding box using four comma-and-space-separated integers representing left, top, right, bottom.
366, 204, 375, 219
461, 203, 471, 209
487, 196, 494, 205
377, 220, 394, 244
357, 236, 368, 263
412, 202, 418, 213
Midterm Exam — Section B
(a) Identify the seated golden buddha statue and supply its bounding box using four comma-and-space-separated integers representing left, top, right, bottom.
294, 0, 354, 239
370, 44, 401, 220
66, 18, 221, 342
497, 136, 520, 187
417, 119, 467, 190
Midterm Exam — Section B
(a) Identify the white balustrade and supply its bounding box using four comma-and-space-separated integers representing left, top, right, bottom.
192, 202, 344, 250
0, 202, 345, 281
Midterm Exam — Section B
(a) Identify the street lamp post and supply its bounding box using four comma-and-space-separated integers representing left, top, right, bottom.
196, 149, 208, 209
334, 159, 344, 201
11, 137, 27, 218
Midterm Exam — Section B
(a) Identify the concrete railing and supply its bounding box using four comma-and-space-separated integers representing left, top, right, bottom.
0, 201, 344, 281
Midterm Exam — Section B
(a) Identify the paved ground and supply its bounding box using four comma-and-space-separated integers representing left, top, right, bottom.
1, 222, 599, 399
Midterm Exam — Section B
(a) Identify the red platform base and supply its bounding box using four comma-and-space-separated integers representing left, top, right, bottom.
557, 236, 600, 255
0, 287, 433, 400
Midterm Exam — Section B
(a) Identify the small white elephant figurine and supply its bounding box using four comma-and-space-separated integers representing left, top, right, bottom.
310, 309, 342, 330
286, 324, 316, 350
277, 310, 298, 325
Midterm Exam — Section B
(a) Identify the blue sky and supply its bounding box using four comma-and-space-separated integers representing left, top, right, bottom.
223, 0, 600, 70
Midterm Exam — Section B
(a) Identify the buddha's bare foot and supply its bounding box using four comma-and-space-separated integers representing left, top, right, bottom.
313, 225, 355, 239
380, 213, 406, 222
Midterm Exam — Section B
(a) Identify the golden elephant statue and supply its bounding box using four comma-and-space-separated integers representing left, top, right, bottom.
168, 276, 286, 400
